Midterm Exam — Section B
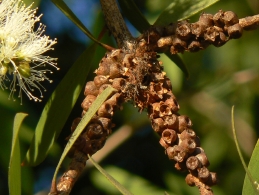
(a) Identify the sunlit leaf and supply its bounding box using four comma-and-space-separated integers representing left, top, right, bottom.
9, 113, 28, 195
154, 0, 219, 26
89, 156, 134, 195
24, 44, 97, 166
51, 85, 116, 187
242, 139, 259, 195
232, 106, 259, 195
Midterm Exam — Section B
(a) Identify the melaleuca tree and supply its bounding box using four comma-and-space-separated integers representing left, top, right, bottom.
4, 0, 259, 195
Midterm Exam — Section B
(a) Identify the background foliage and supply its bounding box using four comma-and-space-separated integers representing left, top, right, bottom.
1, 0, 259, 194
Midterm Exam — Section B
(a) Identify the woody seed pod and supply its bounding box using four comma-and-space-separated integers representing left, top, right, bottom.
196, 152, 210, 167
213, 10, 225, 27
222, 11, 239, 26
178, 115, 193, 133
86, 123, 104, 139
198, 166, 210, 182
81, 95, 97, 111
227, 23, 243, 39
206, 172, 218, 186
94, 75, 109, 88
161, 129, 177, 145
186, 156, 200, 170
176, 23, 192, 40
151, 117, 165, 134
157, 36, 173, 48
199, 13, 214, 27
84, 81, 99, 96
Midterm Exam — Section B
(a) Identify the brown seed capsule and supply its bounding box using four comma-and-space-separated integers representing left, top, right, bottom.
206, 172, 218, 186
178, 115, 193, 133
191, 22, 206, 37
164, 98, 179, 112
97, 102, 113, 118
188, 40, 202, 52
198, 166, 210, 182
213, 10, 225, 27
151, 117, 166, 134
96, 62, 110, 76
166, 145, 188, 162
180, 138, 197, 154
94, 75, 109, 88
213, 31, 228, 47
186, 156, 200, 170
227, 23, 243, 39
157, 36, 173, 48
112, 78, 126, 91
95, 117, 112, 131
162, 129, 177, 145
109, 63, 122, 78
164, 114, 178, 130
196, 152, 210, 167
199, 13, 214, 27
204, 27, 219, 42
176, 22, 192, 40
171, 36, 187, 54
86, 123, 104, 139
84, 81, 99, 96
81, 95, 97, 111
223, 11, 239, 26
159, 137, 170, 149
179, 129, 196, 140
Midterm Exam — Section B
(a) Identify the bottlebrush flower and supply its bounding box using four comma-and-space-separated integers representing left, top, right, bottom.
0, 0, 58, 102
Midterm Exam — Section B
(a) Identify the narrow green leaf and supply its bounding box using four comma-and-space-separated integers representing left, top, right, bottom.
51, 0, 105, 47
231, 106, 259, 195
154, 0, 219, 26
51, 85, 116, 186
9, 113, 28, 195
165, 51, 189, 78
242, 139, 259, 195
24, 44, 97, 166
118, 0, 150, 32
88, 155, 134, 195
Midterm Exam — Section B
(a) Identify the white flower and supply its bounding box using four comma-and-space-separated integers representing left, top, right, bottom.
0, 0, 58, 102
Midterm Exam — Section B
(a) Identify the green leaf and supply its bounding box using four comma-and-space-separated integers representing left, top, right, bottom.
51, 0, 106, 47
24, 43, 97, 166
242, 139, 259, 195
232, 106, 259, 195
9, 113, 28, 195
89, 156, 134, 195
165, 51, 189, 78
118, 0, 150, 32
51, 85, 116, 187
154, 0, 219, 26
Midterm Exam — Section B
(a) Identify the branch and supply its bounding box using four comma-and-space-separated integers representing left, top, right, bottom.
100, 0, 135, 48
140, 11, 259, 54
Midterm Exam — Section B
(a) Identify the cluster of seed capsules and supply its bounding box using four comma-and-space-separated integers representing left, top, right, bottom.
144, 10, 243, 54
56, 35, 218, 194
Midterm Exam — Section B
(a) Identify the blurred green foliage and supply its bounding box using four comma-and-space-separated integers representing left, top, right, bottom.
1, 0, 259, 195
